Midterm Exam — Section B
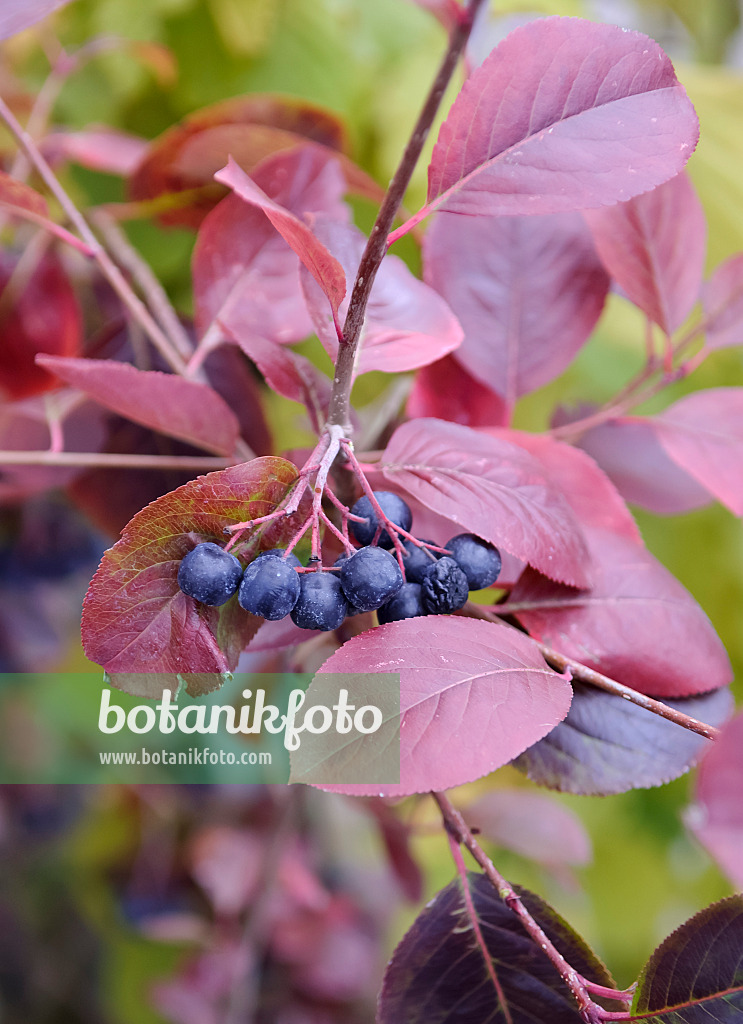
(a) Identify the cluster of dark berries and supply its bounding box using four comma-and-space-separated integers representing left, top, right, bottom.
176, 490, 501, 632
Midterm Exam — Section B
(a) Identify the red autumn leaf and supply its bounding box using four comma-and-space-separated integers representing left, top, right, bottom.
702, 253, 743, 350
427, 18, 698, 218
423, 209, 609, 405
36, 356, 241, 456
407, 354, 509, 428
81, 457, 307, 678
301, 218, 463, 375
584, 171, 706, 334
0, 169, 49, 217
0, 251, 82, 400
297, 616, 572, 797
511, 526, 732, 698
687, 711, 743, 890
375, 418, 591, 587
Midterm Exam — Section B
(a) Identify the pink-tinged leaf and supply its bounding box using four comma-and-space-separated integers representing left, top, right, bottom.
403, 0, 460, 31
305, 616, 572, 797
194, 146, 348, 344
654, 389, 743, 516
511, 527, 732, 698
0, 169, 48, 217
462, 789, 591, 867
427, 18, 699, 218
486, 429, 641, 543
407, 354, 510, 427
41, 129, 148, 176
214, 156, 346, 324
703, 253, 743, 350
687, 712, 743, 890
584, 172, 705, 334
36, 357, 241, 456
81, 458, 308, 679
578, 416, 712, 515
302, 218, 462, 375
375, 419, 591, 587
423, 210, 609, 404
0, 0, 69, 40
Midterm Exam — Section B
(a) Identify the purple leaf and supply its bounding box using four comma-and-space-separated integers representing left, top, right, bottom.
427, 18, 699, 218
376, 419, 592, 587
514, 684, 733, 796
307, 616, 572, 797
462, 789, 592, 867
632, 896, 743, 1021
687, 711, 743, 890
0, 0, 70, 40
407, 354, 510, 427
379, 873, 620, 1024
578, 417, 712, 515
214, 156, 346, 325
194, 147, 348, 344
584, 172, 706, 334
301, 218, 463, 374
36, 356, 241, 456
654, 388, 743, 515
511, 527, 732, 698
423, 209, 609, 405
703, 253, 743, 350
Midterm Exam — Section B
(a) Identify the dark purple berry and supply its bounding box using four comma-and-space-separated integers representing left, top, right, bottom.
255, 548, 302, 567
238, 557, 300, 620
445, 533, 502, 589
401, 537, 441, 583
291, 571, 348, 631
421, 556, 469, 614
349, 491, 412, 548
177, 542, 243, 606
339, 546, 404, 612
377, 582, 427, 624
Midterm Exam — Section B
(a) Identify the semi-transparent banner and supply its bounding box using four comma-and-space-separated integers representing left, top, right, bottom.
0, 672, 401, 784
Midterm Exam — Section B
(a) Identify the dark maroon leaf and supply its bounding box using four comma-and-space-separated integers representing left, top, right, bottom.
631, 896, 743, 1022
654, 389, 743, 516
423, 210, 609, 405
303, 615, 572, 797
214, 157, 346, 325
427, 18, 699, 218
376, 419, 592, 587
514, 683, 733, 796
365, 799, 424, 903
301, 217, 462, 375
379, 872, 619, 1024
407, 354, 510, 427
578, 417, 712, 515
584, 172, 706, 334
36, 356, 241, 456
511, 527, 732, 698
687, 711, 743, 890
0, 0, 70, 40
703, 253, 743, 350
202, 345, 272, 456
462, 789, 591, 867
81, 457, 308, 682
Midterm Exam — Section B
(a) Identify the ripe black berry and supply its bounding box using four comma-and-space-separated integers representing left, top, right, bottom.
349, 491, 412, 548
238, 557, 300, 620
445, 533, 502, 589
339, 546, 404, 612
255, 548, 302, 567
377, 582, 427, 624
177, 542, 243, 606
401, 537, 440, 583
291, 571, 349, 631
421, 556, 469, 614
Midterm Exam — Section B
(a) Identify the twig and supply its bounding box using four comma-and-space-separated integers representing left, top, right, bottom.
325, 0, 487, 433
0, 451, 232, 470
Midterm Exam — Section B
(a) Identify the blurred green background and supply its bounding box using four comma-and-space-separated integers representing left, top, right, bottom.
1, 0, 742, 1019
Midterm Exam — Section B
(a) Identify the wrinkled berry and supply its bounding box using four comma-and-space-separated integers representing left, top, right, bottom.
255, 548, 302, 567
349, 491, 412, 548
238, 557, 300, 620
445, 533, 502, 589
421, 556, 469, 614
291, 571, 348, 631
339, 546, 404, 612
401, 537, 440, 583
177, 542, 243, 606
377, 582, 427, 624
